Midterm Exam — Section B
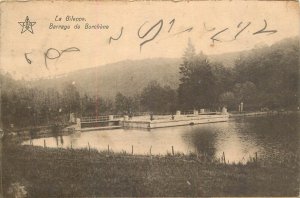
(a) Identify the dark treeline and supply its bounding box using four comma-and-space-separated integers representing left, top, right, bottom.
0, 76, 174, 128
1, 37, 298, 129
178, 38, 299, 111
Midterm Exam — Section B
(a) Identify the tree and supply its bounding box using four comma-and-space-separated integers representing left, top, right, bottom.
233, 81, 257, 110
233, 37, 299, 109
219, 92, 235, 110
140, 81, 177, 113
115, 93, 134, 114
179, 38, 196, 85
211, 62, 235, 101
62, 83, 80, 114
178, 41, 217, 110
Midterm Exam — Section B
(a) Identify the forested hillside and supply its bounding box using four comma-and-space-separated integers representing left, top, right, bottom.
178, 37, 299, 110
233, 37, 299, 109
31, 58, 181, 99
0, 37, 298, 129
28, 51, 246, 99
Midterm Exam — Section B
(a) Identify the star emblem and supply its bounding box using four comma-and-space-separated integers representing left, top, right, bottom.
18, 16, 36, 34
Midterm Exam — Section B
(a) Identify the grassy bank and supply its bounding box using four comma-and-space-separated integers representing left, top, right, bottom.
2, 144, 299, 197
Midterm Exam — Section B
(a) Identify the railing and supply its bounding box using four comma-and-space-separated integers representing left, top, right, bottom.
181, 111, 194, 115
113, 115, 124, 119
81, 116, 109, 122
80, 110, 221, 123
132, 112, 151, 116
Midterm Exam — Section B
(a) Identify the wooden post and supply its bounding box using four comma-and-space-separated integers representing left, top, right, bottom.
131, 145, 133, 155
222, 152, 226, 164
150, 146, 152, 155
172, 146, 174, 156
88, 142, 90, 152
108, 144, 110, 154
44, 139, 46, 148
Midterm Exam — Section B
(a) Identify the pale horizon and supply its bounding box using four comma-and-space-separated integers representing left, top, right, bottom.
1, 1, 299, 80
2, 35, 297, 81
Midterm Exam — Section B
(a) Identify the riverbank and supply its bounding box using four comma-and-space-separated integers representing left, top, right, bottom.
2, 144, 299, 197
4, 110, 297, 142
229, 110, 296, 117
2, 124, 73, 144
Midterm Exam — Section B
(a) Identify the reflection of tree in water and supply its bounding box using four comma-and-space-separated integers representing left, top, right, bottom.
51, 124, 59, 146
51, 124, 59, 137
191, 129, 217, 161
54, 135, 64, 147
60, 135, 64, 145
238, 114, 299, 163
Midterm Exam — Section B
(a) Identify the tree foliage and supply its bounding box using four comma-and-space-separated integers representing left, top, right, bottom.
233, 37, 299, 109
140, 81, 177, 113
178, 41, 233, 110
0, 37, 298, 129
178, 37, 299, 111
114, 93, 139, 114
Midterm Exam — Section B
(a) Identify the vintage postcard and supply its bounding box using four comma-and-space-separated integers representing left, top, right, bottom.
0, 0, 299, 197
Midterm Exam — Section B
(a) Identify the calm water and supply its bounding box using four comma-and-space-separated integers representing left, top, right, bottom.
23, 113, 299, 163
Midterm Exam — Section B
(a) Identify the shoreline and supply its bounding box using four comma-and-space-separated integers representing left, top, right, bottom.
2, 144, 299, 197
3, 110, 298, 143
229, 110, 296, 117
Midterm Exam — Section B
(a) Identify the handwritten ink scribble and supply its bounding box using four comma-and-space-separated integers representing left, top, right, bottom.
210, 28, 228, 44
234, 22, 251, 40
25, 52, 32, 64
138, 19, 163, 51
44, 47, 80, 69
166, 18, 193, 36
168, 19, 175, 33
253, 20, 277, 35
237, 21, 243, 28
109, 27, 124, 44
172, 27, 193, 36
61, 47, 80, 53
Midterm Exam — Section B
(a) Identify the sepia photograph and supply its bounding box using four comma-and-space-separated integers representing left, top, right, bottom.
0, 1, 299, 197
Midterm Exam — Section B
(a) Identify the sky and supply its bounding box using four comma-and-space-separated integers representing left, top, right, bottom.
0, 1, 299, 80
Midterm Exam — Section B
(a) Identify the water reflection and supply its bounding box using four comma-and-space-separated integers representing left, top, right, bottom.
182, 121, 262, 163
214, 121, 261, 163
188, 129, 217, 158
23, 114, 299, 164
